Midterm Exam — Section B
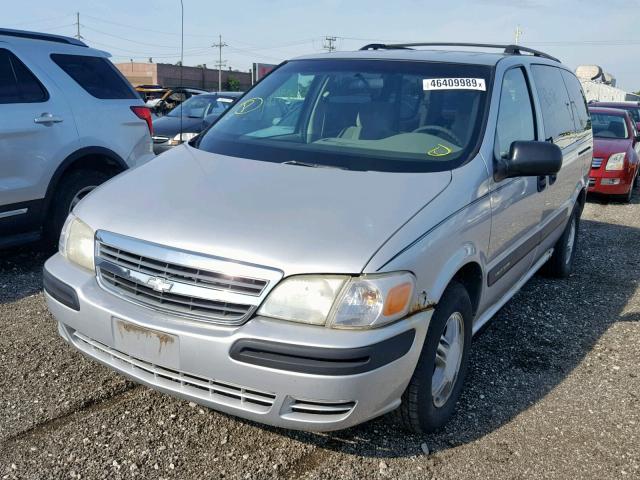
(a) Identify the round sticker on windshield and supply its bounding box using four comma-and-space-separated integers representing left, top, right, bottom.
235, 97, 264, 115
427, 144, 453, 157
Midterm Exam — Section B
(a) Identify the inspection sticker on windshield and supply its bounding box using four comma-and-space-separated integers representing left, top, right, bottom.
423, 78, 486, 91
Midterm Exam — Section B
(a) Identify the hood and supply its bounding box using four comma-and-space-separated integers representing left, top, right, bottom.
593, 137, 632, 158
152, 115, 204, 137
76, 146, 452, 276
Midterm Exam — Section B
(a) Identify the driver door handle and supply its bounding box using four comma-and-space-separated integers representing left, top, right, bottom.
34, 113, 64, 125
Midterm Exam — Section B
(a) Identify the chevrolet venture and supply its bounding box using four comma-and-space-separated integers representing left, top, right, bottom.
44, 43, 592, 433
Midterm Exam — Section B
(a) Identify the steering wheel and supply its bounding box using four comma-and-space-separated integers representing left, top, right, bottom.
413, 125, 462, 146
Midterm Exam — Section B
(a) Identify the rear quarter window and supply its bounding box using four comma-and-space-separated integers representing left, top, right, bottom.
51, 54, 137, 99
560, 70, 591, 134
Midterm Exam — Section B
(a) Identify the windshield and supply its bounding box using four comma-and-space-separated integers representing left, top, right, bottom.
196, 60, 492, 172
591, 113, 629, 139
168, 95, 235, 118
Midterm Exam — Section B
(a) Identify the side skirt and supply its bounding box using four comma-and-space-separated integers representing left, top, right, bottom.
472, 248, 554, 336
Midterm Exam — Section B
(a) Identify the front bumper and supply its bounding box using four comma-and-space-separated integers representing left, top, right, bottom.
588, 167, 635, 195
44, 254, 431, 431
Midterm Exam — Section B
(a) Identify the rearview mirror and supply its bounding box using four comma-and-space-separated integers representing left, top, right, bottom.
494, 141, 562, 182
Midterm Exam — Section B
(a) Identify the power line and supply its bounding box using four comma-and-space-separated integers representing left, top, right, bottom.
212, 35, 228, 92
7, 14, 74, 29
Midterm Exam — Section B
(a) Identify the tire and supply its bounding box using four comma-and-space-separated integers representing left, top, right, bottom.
44, 169, 112, 248
395, 281, 472, 433
542, 205, 579, 278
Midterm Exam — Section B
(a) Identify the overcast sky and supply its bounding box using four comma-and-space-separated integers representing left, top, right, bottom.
5, 0, 640, 91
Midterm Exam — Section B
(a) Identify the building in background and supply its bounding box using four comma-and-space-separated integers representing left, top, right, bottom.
115, 62, 252, 91
576, 64, 640, 102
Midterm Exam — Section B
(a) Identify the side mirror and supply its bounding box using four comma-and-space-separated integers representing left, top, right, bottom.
494, 140, 563, 182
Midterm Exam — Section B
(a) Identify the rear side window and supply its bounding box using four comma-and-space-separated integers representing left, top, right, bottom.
495, 67, 536, 159
51, 54, 137, 99
531, 65, 576, 146
0, 48, 48, 104
560, 70, 591, 133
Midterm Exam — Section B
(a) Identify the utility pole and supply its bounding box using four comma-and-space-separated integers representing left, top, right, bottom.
514, 25, 523, 45
74, 12, 83, 40
323, 36, 337, 52
212, 35, 228, 92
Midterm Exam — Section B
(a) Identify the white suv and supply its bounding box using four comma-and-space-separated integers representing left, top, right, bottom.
0, 28, 155, 248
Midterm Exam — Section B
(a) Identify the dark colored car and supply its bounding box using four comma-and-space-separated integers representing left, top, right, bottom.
590, 101, 640, 133
588, 107, 640, 202
151, 92, 242, 154
147, 87, 209, 117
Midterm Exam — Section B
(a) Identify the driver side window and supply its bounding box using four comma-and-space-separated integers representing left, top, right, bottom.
495, 67, 536, 159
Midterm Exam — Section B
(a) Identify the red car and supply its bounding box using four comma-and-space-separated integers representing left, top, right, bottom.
590, 101, 640, 133
588, 107, 640, 202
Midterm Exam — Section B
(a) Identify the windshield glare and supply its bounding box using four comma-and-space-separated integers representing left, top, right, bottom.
591, 113, 629, 139
196, 60, 491, 172
168, 96, 234, 118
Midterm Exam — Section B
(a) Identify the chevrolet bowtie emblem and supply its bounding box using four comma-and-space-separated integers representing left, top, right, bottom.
147, 277, 174, 293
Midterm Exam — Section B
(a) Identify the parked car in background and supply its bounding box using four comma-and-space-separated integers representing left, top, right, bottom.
0, 29, 154, 249
152, 92, 242, 154
45, 43, 591, 433
135, 84, 167, 103
590, 101, 640, 132
588, 106, 640, 202
146, 87, 208, 117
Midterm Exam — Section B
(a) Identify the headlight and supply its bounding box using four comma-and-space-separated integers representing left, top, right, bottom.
605, 152, 626, 171
168, 132, 197, 145
59, 214, 95, 271
258, 272, 415, 329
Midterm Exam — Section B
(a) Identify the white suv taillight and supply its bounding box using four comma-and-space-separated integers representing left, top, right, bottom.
130, 106, 153, 136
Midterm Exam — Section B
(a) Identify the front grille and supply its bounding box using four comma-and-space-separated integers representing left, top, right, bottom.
100, 269, 252, 321
589, 177, 596, 187
72, 331, 276, 413
95, 231, 280, 325
99, 243, 268, 296
591, 158, 603, 169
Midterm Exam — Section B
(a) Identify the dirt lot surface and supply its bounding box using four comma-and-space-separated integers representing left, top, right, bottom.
1, 194, 639, 480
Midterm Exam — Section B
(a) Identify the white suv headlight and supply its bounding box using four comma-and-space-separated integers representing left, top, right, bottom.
258, 272, 416, 329
59, 214, 95, 271
605, 152, 626, 171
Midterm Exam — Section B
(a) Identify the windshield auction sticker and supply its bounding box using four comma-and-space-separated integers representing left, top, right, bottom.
423, 78, 486, 91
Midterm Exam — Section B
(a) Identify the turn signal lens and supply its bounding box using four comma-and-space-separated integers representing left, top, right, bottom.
383, 282, 413, 316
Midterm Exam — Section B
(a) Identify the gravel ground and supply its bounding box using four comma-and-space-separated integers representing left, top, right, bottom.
1, 193, 639, 480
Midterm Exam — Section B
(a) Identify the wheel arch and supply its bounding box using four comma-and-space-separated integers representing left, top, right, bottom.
43, 146, 128, 215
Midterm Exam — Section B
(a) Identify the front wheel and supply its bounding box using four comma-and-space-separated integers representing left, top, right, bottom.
395, 281, 472, 433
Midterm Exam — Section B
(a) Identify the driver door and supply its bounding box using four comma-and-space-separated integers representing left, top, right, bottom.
486, 66, 544, 304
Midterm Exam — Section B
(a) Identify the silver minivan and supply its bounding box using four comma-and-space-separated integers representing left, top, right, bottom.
44, 43, 592, 433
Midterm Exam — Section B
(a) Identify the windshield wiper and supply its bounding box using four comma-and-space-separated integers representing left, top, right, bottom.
282, 160, 347, 170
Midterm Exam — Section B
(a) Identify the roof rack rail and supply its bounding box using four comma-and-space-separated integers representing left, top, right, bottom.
359, 42, 560, 63
0, 28, 87, 47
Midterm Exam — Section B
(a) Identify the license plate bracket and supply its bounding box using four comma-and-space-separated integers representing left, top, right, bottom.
112, 318, 180, 369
